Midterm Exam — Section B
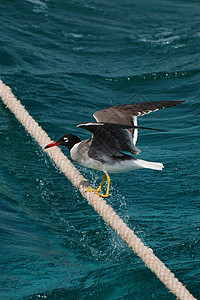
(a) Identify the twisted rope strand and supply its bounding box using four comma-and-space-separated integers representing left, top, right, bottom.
0, 79, 196, 300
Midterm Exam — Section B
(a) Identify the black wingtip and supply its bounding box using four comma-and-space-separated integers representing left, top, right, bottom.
134, 125, 167, 132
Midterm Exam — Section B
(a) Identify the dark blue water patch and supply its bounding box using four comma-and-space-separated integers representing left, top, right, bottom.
21, 262, 174, 300
1, 0, 200, 78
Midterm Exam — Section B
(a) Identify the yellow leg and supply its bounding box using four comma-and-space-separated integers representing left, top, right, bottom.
96, 173, 106, 192
104, 174, 110, 198
86, 173, 110, 198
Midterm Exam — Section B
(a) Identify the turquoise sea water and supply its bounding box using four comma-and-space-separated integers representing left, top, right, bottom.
0, 0, 200, 299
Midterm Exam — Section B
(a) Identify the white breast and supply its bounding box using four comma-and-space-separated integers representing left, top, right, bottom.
70, 141, 103, 171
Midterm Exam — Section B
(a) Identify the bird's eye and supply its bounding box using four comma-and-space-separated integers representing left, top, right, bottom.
63, 137, 68, 142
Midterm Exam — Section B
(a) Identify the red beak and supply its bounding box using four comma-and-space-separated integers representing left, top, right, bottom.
44, 141, 61, 149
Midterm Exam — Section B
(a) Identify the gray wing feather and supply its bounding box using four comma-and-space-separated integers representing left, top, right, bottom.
93, 101, 184, 122
77, 123, 141, 161
93, 101, 184, 145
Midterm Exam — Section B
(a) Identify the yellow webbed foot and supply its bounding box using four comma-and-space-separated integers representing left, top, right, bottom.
86, 186, 110, 198
85, 173, 111, 198
86, 186, 97, 193
96, 191, 110, 198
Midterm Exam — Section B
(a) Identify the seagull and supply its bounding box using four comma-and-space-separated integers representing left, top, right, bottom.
45, 100, 183, 197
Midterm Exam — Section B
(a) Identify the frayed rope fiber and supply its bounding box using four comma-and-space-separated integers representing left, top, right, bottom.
0, 79, 196, 300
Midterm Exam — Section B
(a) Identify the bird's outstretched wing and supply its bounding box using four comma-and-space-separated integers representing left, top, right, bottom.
77, 122, 165, 160
93, 100, 184, 145
78, 123, 140, 160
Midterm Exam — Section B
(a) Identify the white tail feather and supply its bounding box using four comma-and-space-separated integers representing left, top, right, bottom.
135, 159, 164, 170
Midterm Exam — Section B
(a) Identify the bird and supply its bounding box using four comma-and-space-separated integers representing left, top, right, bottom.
45, 100, 184, 198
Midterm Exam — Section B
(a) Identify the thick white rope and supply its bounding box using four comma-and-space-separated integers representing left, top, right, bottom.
0, 79, 196, 300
